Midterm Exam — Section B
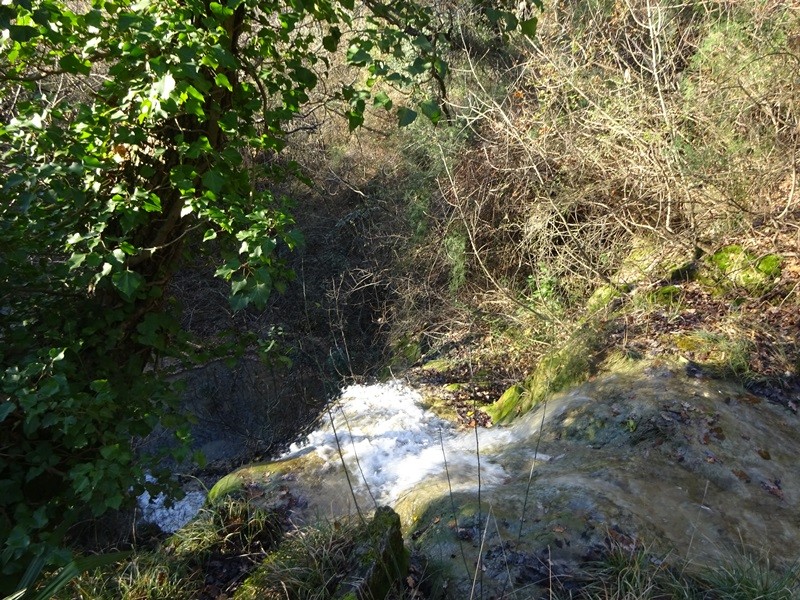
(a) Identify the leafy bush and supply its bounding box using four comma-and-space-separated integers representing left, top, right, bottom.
0, 0, 533, 584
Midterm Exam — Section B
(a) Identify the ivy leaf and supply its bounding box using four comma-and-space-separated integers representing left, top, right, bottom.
0, 401, 15, 423
520, 17, 538, 39
112, 270, 143, 299
373, 91, 392, 110
249, 281, 272, 308
397, 106, 417, 127
419, 98, 442, 125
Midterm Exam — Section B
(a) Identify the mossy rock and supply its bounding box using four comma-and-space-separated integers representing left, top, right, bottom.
612, 239, 691, 286
486, 328, 601, 425
586, 284, 621, 312
420, 358, 455, 373
207, 472, 245, 505
419, 394, 460, 423
389, 334, 423, 369
704, 245, 782, 294
647, 284, 682, 305
484, 383, 526, 425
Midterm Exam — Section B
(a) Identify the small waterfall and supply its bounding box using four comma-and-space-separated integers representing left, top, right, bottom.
284, 380, 548, 505
139, 378, 550, 531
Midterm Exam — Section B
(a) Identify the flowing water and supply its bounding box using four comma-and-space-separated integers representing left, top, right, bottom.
284, 380, 549, 505
140, 379, 514, 531
140, 361, 800, 597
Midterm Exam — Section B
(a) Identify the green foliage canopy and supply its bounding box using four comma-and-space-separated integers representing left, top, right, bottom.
0, 0, 534, 583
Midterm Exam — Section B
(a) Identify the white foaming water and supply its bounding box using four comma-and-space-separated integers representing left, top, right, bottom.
139, 379, 549, 531
137, 474, 207, 533
285, 380, 537, 504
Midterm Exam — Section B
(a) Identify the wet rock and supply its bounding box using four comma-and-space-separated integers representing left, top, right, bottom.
212, 361, 800, 598
333, 506, 408, 600
400, 360, 800, 597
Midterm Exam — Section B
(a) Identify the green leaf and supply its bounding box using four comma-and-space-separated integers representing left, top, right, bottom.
502, 11, 518, 30
433, 58, 448, 78
419, 98, 442, 125
153, 73, 176, 100
373, 91, 392, 110
214, 72, 233, 91
67, 253, 86, 270
322, 27, 340, 52
397, 107, 417, 127
215, 257, 240, 279
38, 378, 61, 398
209, 1, 234, 17
9, 25, 38, 42
412, 35, 433, 52
202, 169, 225, 194
112, 270, 143, 299
407, 57, 431, 76
250, 281, 272, 308
347, 111, 364, 131
520, 17, 538, 38
231, 278, 248, 295
143, 193, 162, 212
485, 7, 501, 25
347, 43, 372, 66
0, 401, 16, 423
59, 54, 91, 75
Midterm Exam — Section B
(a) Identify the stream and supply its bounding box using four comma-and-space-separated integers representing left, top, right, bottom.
139, 361, 800, 597
139, 378, 548, 532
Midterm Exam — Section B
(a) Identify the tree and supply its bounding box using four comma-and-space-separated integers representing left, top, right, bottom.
0, 0, 533, 582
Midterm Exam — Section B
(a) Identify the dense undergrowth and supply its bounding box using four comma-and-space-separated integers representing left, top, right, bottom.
268, 0, 799, 412
34, 0, 800, 597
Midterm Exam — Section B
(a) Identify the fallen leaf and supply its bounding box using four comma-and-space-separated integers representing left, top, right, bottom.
760, 479, 784, 500
732, 469, 751, 483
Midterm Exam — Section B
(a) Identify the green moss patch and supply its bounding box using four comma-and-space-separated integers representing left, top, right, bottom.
647, 284, 683, 305
706, 245, 782, 294
486, 327, 603, 425
586, 284, 621, 312
673, 331, 752, 379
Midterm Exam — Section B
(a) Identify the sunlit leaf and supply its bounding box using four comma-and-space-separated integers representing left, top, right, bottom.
419, 98, 441, 125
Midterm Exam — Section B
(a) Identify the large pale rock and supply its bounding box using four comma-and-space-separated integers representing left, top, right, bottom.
402, 360, 800, 597
211, 360, 800, 598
